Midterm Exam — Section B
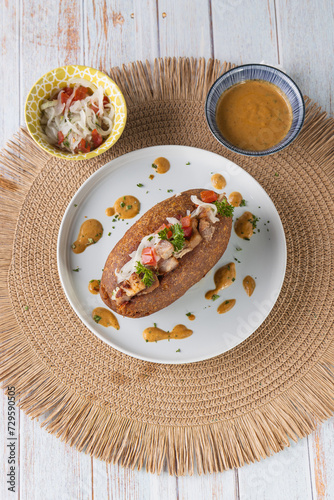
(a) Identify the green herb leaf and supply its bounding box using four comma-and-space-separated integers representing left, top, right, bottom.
74, 204, 77, 207
212, 294, 220, 301
137, 183, 144, 187
127, 205, 132, 209
186, 312, 192, 317
236, 247, 242, 251
171, 223, 185, 251
167, 189, 173, 193
120, 202, 125, 208
93, 315, 102, 323
232, 277, 235, 282
24, 305, 29, 311
72, 267, 79, 272
176, 348, 181, 353
152, 163, 157, 169
135, 261, 155, 288
214, 199, 234, 218
186, 162, 190, 165
154, 323, 157, 328
240, 199, 246, 207
148, 236, 153, 241
108, 232, 111, 236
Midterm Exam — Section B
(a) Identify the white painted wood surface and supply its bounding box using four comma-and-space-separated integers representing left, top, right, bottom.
1, 1, 334, 498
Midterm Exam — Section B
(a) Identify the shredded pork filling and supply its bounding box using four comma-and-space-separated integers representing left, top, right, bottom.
112, 199, 224, 307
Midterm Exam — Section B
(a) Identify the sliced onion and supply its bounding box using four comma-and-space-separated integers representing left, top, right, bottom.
68, 77, 97, 93
40, 100, 57, 111
190, 195, 219, 223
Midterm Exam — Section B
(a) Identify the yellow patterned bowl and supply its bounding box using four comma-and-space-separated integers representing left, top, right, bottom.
25, 65, 127, 160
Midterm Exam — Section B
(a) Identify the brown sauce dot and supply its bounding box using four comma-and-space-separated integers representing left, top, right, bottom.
187, 314, 196, 321
143, 324, 192, 342
114, 195, 140, 219
152, 157, 170, 174
105, 207, 115, 217
243, 276, 256, 296
217, 299, 236, 314
234, 211, 254, 240
211, 173, 226, 190
228, 191, 243, 207
205, 262, 236, 300
92, 307, 119, 329
88, 279, 100, 294
71, 219, 103, 254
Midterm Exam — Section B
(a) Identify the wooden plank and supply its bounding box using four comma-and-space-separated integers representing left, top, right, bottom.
276, 0, 334, 116
19, 0, 84, 126
0, 0, 20, 146
177, 469, 237, 499
238, 438, 313, 500
309, 418, 334, 500
157, 0, 213, 58
20, 413, 92, 500
84, 0, 159, 70
93, 458, 177, 500
211, 0, 279, 65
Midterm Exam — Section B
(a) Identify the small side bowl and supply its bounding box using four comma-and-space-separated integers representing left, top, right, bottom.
205, 64, 305, 156
25, 65, 127, 160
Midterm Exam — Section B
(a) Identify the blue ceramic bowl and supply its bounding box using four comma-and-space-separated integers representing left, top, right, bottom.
205, 64, 305, 156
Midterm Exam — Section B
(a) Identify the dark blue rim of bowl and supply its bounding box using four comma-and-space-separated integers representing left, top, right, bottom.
205, 63, 305, 157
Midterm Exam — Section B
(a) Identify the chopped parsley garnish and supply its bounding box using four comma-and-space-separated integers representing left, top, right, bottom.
249, 215, 259, 229
186, 312, 192, 317
135, 261, 155, 287
154, 323, 157, 328
240, 199, 246, 207
232, 277, 235, 282
212, 294, 220, 301
74, 204, 77, 207
152, 163, 157, 169
24, 305, 29, 311
120, 202, 125, 208
127, 205, 132, 210
214, 199, 234, 218
167, 189, 173, 193
148, 236, 153, 241
72, 267, 79, 272
186, 162, 190, 165
93, 315, 102, 323
137, 183, 144, 187
176, 349, 181, 353
274, 172, 279, 177
108, 232, 111, 236
158, 223, 185, 252
236, 247, 242, 251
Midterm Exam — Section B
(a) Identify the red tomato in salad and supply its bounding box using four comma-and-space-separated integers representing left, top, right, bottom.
141, 247, 157, 266
77, 139, 91, 153
72, 86, 89, 102
92, 129, 103, 148
200, 190, 218, 203
103, 95, 110, 105
60, 87, 73, 104
57, 131, 64, 145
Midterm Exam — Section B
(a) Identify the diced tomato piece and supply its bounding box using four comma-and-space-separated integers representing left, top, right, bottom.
72, 86, 89, 102
180, 215, 191, 228
92, 128, 103, 149
200, 190, 218, 203
156, 223, 173, 239
183, 226, 192, 238
77, 138, 91, 153
57, 131, 64, 145
103, 95, 110, 105
60, 87, 73, 104
141, 247, 157, 266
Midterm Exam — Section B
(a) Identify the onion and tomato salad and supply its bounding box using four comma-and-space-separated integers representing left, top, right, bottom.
40, 78, 114, 154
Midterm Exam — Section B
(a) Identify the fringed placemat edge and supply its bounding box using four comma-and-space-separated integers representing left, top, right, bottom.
0, 57, 333, 476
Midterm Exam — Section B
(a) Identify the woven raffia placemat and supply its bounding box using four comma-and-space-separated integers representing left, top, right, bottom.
1, 58, 333, 475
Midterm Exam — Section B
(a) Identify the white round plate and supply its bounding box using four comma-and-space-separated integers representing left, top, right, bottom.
57, 145, 286, 364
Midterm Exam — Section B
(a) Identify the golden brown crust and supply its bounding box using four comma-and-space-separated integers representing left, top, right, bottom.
100, 189, 232, 318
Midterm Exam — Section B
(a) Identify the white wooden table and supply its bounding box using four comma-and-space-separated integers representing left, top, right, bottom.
1, 1, 333, 499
